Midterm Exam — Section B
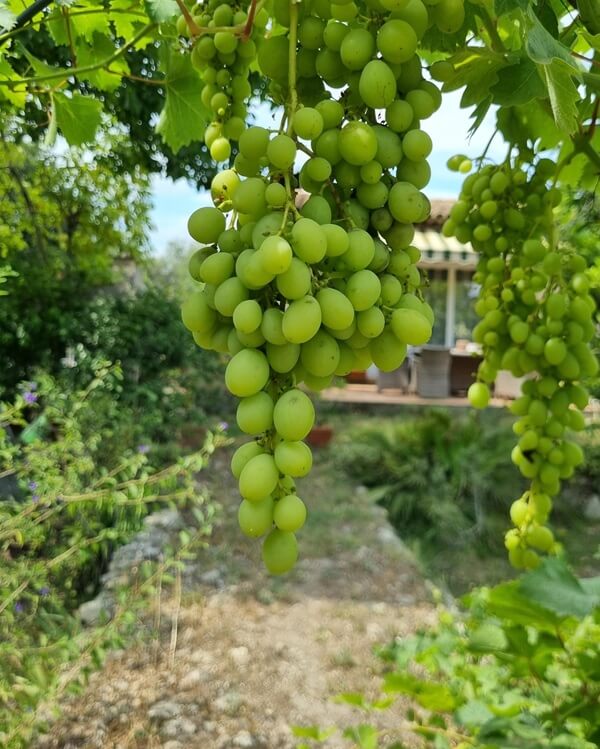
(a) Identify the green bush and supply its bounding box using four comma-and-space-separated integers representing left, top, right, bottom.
295, 557, 600, 749
336, 410, 523, 546
0, 367, 220, 747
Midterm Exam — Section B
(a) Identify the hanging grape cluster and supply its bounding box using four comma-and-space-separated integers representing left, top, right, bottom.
179, 0, 467, 573
444, 156, 598, 569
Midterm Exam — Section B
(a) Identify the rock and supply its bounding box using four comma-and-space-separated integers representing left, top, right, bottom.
160, 718, 197, 739
204, 721, 218, 733
163, 742, 183, 749
232, 730, 257, 748
77, 595, 112, 626
584, 495, 600, 521
214, 691, 243, 716
229, 646, 249, 666
179, 668, 210, 690
145, 509, 183, 531
147, 701, 182, 722
200, 568, 224, 587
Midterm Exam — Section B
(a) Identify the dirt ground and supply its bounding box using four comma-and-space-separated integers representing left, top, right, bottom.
33, 443, 438, 749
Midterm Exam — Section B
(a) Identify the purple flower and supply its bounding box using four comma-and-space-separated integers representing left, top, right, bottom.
39, 587, 50, 597
31, 494, 40, 502
23, 391, 38, 404
218, 421, 229, 431
137, 444, 150, 454
28, 481, 38, 491
14, 601, 24, 613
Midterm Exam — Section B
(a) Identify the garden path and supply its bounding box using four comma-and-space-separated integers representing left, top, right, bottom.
35, 445, 436, 749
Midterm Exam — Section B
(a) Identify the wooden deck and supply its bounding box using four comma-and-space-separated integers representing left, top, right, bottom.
320, 383, 508, 408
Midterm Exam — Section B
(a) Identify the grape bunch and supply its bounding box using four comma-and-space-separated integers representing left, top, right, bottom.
444, 157, 598, 569
180, 0, 457, 573
179, 0, 267, 163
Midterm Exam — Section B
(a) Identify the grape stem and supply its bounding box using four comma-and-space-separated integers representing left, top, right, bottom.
286, 0, 299, 134
241, 0, 259, 41
175, 0, 202, 37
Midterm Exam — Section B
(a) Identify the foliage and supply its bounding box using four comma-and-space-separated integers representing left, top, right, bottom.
294, 557, 600, 749
0, 140, 151, 390
0, 366, 221, 747
337, 410, 524, 546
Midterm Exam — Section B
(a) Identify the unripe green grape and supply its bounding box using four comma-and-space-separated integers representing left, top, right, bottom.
391, 308, 432, 345
188, 206, 226, 244
231, 441, 265, 479
239, 453, 280, 502
510, 498, 530, 527
233, 299, 262, 334
339, 27, 375, 70
282, 295, 322, 343
316, 287, 355, 330
292, 107, 325, 140
266, 341, 301, 373
357, 307, 385, 338
402, 129, 432, 161
315, 99, 345, 128
301, 195, 333, 224
323, 20, 350, 51
291, 217, 328, 263
468, 382, 490, 409
274, 494, 307, 532
338, 122, 378, 166
386, 100, 414, 133
181, 292, 217, 333
225, 348, 270, 397
322, 223, 350, 257
274, 441, 313, 477
370, 329, 407, 371
239, 126, 270, 160
388, 182, 429, 223
276, 258, 312, 300
273, 389, 315, 440
377, 19, 417, 63
199, 252, 234, 285
314, 129, 342, 165
232, 177, 267, 215
238, 496, 274, 538
305, 157, 332, 182
236, 391, 274, 435
265, 182, 288, 208
301, 330, 340, 377
359, 60, 397, 109
357, 181, 389, 210
267, 134, 297, 170
262, 529, 298, 575
258, 235, 293, 275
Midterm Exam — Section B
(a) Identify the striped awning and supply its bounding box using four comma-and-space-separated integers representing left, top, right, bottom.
413, 229, 477, 269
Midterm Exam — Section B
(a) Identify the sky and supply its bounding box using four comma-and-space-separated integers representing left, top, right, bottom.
148, 90, 504, 254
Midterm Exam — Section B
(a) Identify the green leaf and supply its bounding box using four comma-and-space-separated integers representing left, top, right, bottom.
468, 622, 508, 652
0, 1, 16, 32
526, 12, 579, 70
144, 0, 178, 22
75, 35, 129, 92
0, 56, 26, 106
476, 580, 560, 630
538, 59, 580, 134
336, 692, 367, 708
491, 58, 546, 106
519, 558, 600, 618
495, 0, 528, 14
291, 725, 336, 740
70, 8, 112, 42
156, 46, 208, 152
342, 724, 379, 749
455, 700, 494, 728
383, 672, 456, 711
53, 92, 103, 145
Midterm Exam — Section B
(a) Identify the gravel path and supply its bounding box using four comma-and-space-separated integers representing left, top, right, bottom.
34, 444, 436, 749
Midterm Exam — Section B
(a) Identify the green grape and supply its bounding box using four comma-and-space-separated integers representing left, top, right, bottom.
214, 277, 250, 316
315, 129, 342, 164
338, 122, 378, 165
386, 99, 414, 133
188, 206, 226, 244
225, 348, 270, 397
390, 308, 432, 345
261, 308, 287, 345
316, 287, 355, 329
377, 19, 417, 63
301, 330, 341, 376
339, 28, 375, 70
356, 307, 385, 338
468, 382, 490, 409
388, 182, 428, 223
181, 292, 217, 333
345, 270, 382, 310
273, 389, 315, 440
316, 99, 345, 128
239, 126, 270, 160
211, 169, 241, 205
293, 107, 325, 140
301, 195, 332, 224
262, 529, 298, 575
267, 341, 301, 372
276, 258, 313, 299
231, 441, 266, 479
233, 299, 263, 334
305, 157, 332, 182
370, 329, 407, 371
291, 217, 328, 263
282, 295, 322, 343
239, 453, 280, 502
232, 177, 267, 215
265, 182, 288, 208
236, 391, 275, 435
402, 129, 432, 161
267, 134, 297, 170
258, 234, 293, 275
358, 60, 397, 109
274, 494, 307, 532
274, 441, 313, 477
199, 252, 234, 285
342, 229, 375, 271
238, 496, 274, 538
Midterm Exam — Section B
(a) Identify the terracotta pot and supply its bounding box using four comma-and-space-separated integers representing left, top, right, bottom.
307, 425, 333, 447
346, 370, 369, 384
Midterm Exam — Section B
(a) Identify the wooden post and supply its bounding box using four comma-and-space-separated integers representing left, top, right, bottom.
445, 266, 456, 348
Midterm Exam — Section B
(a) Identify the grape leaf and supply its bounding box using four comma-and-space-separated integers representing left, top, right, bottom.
538, 59, 580, 134
494, 0, 529, 14
491, 58, 546, 106
519, 557, 600, 618
70, 8, 112, 41
156, 46, 208, 152
526, 11, 579, 71
0, 56, 26, 106
0, 1, 16, 31
53, 91, 103, 145
110, 0, 144, 39
75, 35, 129, 92
383, 672, 456, 711
144, 0, 178, 22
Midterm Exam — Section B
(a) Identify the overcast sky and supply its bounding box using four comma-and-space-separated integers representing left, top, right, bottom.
149, 90, 504, 254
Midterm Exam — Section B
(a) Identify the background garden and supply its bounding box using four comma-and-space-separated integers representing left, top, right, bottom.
2, 0, 600, 747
